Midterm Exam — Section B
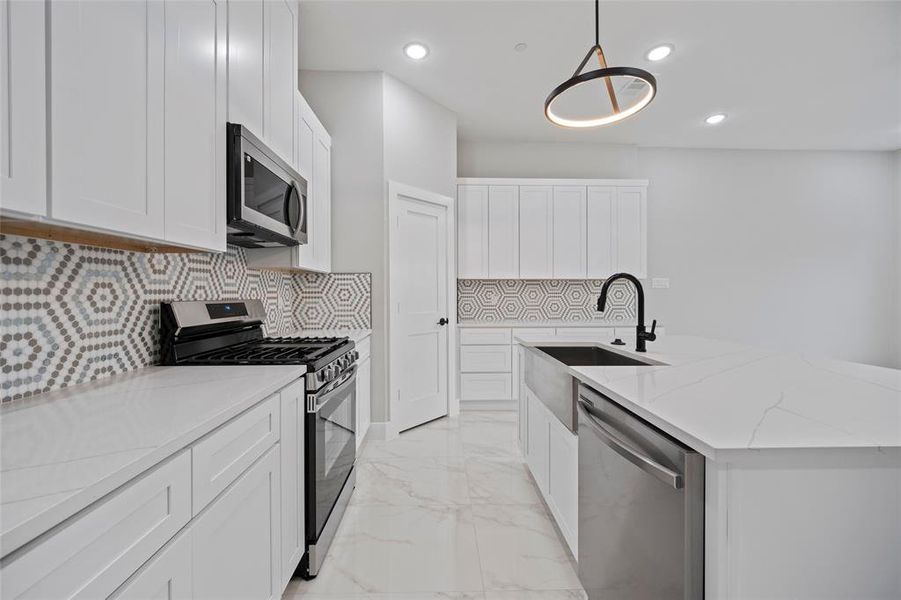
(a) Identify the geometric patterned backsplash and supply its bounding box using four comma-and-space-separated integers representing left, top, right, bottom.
458, 278, 636, 323
0, 234, 371, 402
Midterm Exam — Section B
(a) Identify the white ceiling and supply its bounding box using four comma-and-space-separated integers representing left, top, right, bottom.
299, 1, 901, 151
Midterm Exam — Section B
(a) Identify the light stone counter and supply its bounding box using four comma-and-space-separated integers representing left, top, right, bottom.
0, 364, 305, 556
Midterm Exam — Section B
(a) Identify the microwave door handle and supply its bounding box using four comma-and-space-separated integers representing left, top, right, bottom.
284, 183, 303, 234
308, 365, 357, 413
283, 184, 295, 234
577, 399, 683, 489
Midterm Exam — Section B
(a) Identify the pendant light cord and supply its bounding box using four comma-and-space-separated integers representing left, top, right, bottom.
595, 0, 599, 47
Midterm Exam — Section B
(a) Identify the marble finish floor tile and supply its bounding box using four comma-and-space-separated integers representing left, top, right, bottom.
471, 504, 581, 591
353, 456, 470, 506
292, 504, 484, 595
286, 412, 584, 599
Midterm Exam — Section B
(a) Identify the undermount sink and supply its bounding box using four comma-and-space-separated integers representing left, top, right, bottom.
536, 345, 655, 367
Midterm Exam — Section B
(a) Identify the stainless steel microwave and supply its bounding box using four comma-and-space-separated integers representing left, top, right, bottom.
226, 123, 307, 248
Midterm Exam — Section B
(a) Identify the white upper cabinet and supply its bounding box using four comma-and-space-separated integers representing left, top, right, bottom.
457, 179, 648, 281
615, 186, 648, 278
311, 127, 332, 271
552, 186, 587, 279
264, 0, 297, 165
587, 186, 616, 278
457, 185, 489, 278
587, 185, 648, 279
487, 186, 519, 278
49, 0, 165, 239
227, 0, 265, 137
519, 186, 554, 278
163, 0, 226, 252
0, 0, 47, 216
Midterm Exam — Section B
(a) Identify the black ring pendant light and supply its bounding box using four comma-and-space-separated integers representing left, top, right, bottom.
545, 0, 657, 128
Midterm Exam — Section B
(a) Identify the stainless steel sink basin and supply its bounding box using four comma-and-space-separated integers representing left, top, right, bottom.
536, 345, 653, 367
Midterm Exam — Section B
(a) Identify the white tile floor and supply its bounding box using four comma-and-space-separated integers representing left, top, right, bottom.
284, 412, 586, 600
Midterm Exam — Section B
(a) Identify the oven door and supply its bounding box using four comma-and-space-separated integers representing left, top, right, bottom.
306, 366, 356, 543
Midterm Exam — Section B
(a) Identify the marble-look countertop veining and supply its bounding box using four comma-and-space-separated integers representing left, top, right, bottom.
292, 328, 372, 343
516, 334, 901, 461
0, 364, 305, 557
458, 320, 634, 329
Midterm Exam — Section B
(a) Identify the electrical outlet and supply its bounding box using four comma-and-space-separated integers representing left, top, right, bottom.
652, 278, 670, 289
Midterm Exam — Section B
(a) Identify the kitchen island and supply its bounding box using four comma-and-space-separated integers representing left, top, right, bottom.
515, 333, 901, 600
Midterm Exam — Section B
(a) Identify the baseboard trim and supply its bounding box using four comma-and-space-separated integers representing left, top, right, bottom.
367, 421, 399, 441
459, 399, 517, 411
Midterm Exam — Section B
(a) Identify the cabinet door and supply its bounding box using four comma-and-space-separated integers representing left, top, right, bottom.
525, 389, 549, 496
312, 128, 332, 272
193, 445, 281, 600
163, 0, 226, 251
112, 530, 192, 600
515, 346, 527, 452
487, 185, 519, 278
518, 186, 554, 278
356, 356, 372, 449
227, 0, 264, 136
292, 94, 317, 271
552, 186, 587, 278
586, 186, 615, 278
616, 186, 647, 278
264, 0, 296, 164
457, 185, 489, 278
0, 0, 47, 216
279, 381, 305, 587
548, 418, 579, 555
49, 0, 165, 238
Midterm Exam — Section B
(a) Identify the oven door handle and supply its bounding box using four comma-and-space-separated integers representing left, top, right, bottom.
308, 365, 357, 413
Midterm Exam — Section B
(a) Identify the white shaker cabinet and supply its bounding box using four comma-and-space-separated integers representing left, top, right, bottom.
552, 186, 587, 278
163, 0, 227, 252
587, 185, 647, 279
311, 129, 333, 271
0, 0, 47, 216
49, 0, 165, 239
487, 186, 519, 278
279, 380, 306, 588
586, 186, 616, 278
112, 529, 193, 600
264, 0, 297, 165
518, 186, 554, 278
457, 185, 489, 278
227, 0, 265, 137
192, 445, 282, 600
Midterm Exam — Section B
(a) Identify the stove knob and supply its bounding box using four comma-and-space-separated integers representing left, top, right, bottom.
353, 351, 360, 361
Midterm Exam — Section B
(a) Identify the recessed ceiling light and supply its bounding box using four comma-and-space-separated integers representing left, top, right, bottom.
403, 42, 429, 60
514, 43, 528, 53
645, 44, 673, 62
705, 113, 727, 125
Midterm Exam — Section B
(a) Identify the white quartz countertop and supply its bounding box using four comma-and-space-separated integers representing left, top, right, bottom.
292, 328, 371, 343
516, 334, 901, 461
458, 320, 633, 329
0, 364, 305, 557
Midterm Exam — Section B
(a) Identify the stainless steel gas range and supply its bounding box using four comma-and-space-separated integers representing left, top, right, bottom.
159, 299, 358, 579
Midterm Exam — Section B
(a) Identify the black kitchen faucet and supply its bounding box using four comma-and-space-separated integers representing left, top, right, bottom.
597, 272, 657, 353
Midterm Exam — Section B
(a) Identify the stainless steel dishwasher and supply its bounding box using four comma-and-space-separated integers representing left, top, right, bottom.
577, 383, 704, 600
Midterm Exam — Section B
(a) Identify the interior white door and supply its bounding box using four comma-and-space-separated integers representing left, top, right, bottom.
391, 187, 450, 432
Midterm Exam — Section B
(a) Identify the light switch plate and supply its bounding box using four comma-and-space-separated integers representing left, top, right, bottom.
652, 278, 670, 289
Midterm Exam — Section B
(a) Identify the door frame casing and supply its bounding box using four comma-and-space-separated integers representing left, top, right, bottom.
387, 180, 458, 435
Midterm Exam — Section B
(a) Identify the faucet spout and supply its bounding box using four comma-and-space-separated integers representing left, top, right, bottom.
597, 272, 655, 352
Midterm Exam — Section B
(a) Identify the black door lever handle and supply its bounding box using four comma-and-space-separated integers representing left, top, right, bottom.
437, 317, 449, 326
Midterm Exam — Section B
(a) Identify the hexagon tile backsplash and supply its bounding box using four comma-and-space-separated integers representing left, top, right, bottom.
0, 234, 371, 402
457, 279, 637, 323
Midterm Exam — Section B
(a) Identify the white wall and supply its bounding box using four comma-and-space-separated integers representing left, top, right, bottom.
300, 70, 457, 424
383, 74, 457, 198
458, 141, 900, 368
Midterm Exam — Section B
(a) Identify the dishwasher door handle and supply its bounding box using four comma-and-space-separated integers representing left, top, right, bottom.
578, 399, 683, 490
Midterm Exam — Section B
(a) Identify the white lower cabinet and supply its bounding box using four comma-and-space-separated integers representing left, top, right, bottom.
112, 528, 193, 600
192, 445, 281, 600
279, 380, 306, 588
356, 355, 372, 449
522, 381, 578, 557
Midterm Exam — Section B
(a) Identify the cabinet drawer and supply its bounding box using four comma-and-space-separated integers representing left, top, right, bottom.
356, 336, 371, 361
460, 373, 512, 400
192, 395, 280, 514
555, 327, 614, 340
512, 327, 558, 343
1, 451, 191, 600
459, 327, 511, 345
460, 345, 512, 373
